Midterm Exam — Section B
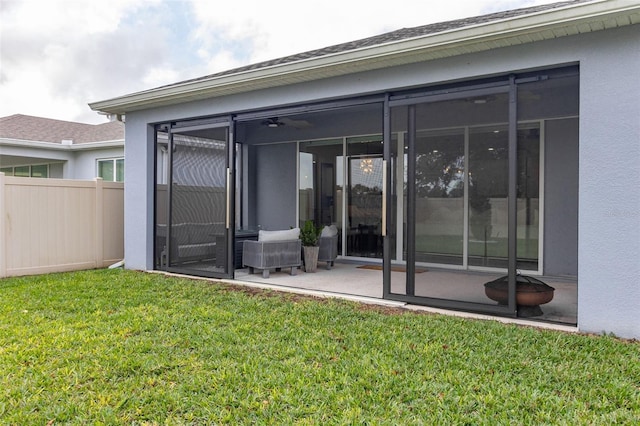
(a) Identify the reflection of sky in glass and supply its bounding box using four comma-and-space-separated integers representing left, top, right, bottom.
299, 152, 314, 189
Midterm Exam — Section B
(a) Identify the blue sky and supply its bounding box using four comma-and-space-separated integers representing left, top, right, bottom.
0, 0, 560, 124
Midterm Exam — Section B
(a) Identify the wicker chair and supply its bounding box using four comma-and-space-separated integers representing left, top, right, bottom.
318, 234, 338, 269
317, 225, 339, 269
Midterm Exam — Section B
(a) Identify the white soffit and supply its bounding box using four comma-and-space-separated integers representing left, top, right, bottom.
0, 138, 124, 151
89, 0, 640, 114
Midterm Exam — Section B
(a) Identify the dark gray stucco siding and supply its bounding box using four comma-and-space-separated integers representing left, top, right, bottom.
254, 143, 297, 230
544, 118, 578, 276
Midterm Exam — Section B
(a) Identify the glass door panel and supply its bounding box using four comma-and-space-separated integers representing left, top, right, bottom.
298, 139, 343, 254
467, 124, 540, 270
346, 136, 383, 258
415, 129, 465, 265
468, 125, 509, 268
516, 124, 540, 271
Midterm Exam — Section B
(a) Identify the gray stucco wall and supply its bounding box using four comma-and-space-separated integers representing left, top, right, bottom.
122, 24, 640, 338
72, 147, 125, 180
577, 27, 640, 338
0, 144, 124, 179
0, 145, 68, 177
123, 116, 156, 271
49, 163, 64, 178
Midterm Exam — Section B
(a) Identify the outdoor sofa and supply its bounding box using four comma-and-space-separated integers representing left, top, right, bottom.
156, 222, 224, 266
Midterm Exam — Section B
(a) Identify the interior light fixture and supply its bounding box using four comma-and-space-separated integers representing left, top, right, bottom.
360, 158, 374, 174
264, 117, 283, 128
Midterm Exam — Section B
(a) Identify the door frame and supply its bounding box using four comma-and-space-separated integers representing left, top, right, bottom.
162, 117, 236, 279
382, 79, 520, 316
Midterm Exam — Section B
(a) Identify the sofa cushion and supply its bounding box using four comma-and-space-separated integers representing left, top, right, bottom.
171, 224, 191, 245
258, 227, 300, 242
188, 223, 224, 244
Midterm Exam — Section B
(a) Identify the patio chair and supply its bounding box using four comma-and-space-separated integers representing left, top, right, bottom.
242, 228, 302, 278
318, 225, 339, 269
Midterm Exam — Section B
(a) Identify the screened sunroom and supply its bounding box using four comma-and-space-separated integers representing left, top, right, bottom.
151, 66, 578, 324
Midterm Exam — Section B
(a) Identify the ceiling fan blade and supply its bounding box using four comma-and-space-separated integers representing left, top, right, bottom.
280, 117, 312, 129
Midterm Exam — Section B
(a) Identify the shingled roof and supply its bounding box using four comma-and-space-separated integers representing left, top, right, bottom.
160, 0, 590, 89
93, 0, 637, 114
0, 114, 124, 144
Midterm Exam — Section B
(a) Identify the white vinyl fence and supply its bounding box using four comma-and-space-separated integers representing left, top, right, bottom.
0, 173, 124, 278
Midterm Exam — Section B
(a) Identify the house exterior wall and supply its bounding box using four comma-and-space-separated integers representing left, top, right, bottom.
124, 117, 156, 271
124, 25, 640, 338
577, 27, 640, 338
0, 145, 68, 177
72, 147, 125, 180
49, 163, 64, 178
0, 144, 124, 179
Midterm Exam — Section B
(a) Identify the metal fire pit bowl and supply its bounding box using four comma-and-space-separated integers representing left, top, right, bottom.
484, 275, 555, 317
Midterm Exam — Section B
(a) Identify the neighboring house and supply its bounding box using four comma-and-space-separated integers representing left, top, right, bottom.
0, 114, 125, 181
90, 0, 640, 338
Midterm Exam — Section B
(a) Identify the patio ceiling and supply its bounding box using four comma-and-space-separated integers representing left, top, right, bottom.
0, 154, 64, 168
89, 0, 640, 116
238, 103, 383, 145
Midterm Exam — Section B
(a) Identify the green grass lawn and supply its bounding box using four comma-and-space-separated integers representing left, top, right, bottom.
1, 269, 638, 424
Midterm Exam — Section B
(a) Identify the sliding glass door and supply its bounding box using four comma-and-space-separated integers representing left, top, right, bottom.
298, 136, 385, 260
387, 84, 522, 314
346, 136, 384, 258
414, 129, 465, 266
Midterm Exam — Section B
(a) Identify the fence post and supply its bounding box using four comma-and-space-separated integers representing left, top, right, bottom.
95, 177, 104, 268
0, 173, 5, 278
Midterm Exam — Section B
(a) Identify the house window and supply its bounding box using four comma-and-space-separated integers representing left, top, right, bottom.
97, 158, 124, 182
0, 165, 48, 178
30, 164, 48, 178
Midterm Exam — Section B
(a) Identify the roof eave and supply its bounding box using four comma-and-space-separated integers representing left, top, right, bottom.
89, 0, 640, 115
0, 138, 125, 150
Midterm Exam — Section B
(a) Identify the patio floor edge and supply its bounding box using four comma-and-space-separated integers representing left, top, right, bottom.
152, 270, 578, 334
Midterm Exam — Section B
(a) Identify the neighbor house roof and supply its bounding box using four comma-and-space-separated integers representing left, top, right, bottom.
0, 114, 124, 147
89, 0, 640, 115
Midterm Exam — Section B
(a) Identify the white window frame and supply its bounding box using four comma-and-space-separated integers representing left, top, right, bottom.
97, 157, 124, 182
